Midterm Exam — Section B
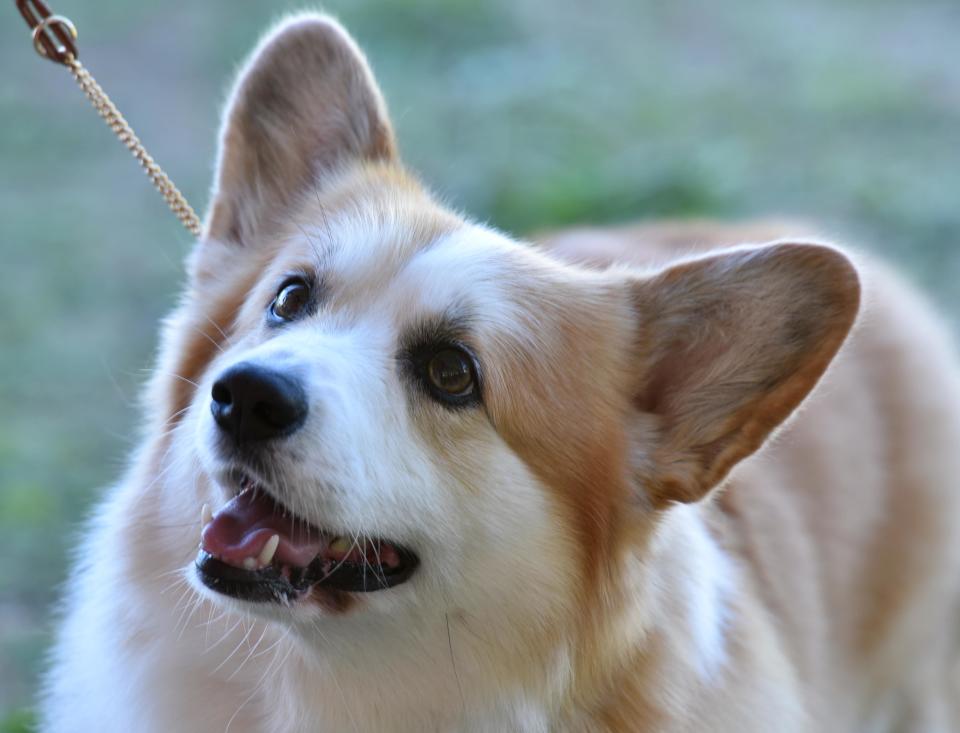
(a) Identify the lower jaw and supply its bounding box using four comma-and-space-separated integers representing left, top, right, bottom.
196, 551, 310, 604
195, 547, 419, 605
195, 552, 359, 615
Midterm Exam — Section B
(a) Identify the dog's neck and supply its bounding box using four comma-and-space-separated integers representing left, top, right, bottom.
559, 500, 738, 729
653, 502, 735, 683
239, 501, 739, 731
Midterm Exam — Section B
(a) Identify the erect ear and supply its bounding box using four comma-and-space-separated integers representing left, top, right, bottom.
629, 243, 860, 507
205, 14, 396, 245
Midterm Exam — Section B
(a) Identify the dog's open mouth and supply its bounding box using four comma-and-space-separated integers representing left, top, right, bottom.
195, 478, 418, 603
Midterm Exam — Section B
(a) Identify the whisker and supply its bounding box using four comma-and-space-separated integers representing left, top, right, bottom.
296, 222, 326, 272
171, 585, 199, 637
196, 309, 234, 347
225, 630, 293, 733
187, 322, 227, 355
227, 623, 270, 681
365, 535, 388, 589
159, 574, 189, 597
154, 565, 190, 582
211, 618, 256, 675
206, 616, 245, 654
247, 631, 285, 663
156, 371, 201, 389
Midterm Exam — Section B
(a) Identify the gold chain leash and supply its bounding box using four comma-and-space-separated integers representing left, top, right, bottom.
16, 0, 203, 238
63, 57, 203, 237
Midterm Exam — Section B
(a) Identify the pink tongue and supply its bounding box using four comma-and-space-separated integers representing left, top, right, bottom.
201, 490, 324, 569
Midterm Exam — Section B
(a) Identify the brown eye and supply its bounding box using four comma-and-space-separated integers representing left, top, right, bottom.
427, 348, 475, 397
270, 278, 312, 322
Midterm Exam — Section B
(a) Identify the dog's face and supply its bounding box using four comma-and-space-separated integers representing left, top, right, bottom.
162, 15, 858, 664
188, 190, 618, 631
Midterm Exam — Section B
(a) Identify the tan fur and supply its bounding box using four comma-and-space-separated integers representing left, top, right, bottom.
543, 222, 960, 730
40, 14, 960, 733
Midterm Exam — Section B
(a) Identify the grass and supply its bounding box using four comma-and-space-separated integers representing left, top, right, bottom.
0, 710, 34, 733
1, 0, 958, 717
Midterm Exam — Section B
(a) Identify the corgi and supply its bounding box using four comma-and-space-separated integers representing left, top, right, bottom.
39, 13, 960, 732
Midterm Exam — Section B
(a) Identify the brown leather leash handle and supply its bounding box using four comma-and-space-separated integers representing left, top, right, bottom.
17, 0, 78, 64
15, 0, 203, 237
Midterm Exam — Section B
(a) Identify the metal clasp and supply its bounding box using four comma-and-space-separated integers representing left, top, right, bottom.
16, 0, 78, 65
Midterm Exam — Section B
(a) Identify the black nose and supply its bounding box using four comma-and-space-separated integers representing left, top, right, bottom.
211, 363, 308, 443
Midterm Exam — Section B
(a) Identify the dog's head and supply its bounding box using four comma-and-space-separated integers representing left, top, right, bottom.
164, 14, 858, 671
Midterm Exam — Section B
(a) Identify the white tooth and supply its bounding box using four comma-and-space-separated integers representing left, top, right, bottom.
201, 503, 213, 528
243, 557, 257, 570
259, 534, 280, 566
329, 537, 351, 553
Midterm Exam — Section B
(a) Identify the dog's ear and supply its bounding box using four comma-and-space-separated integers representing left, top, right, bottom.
628, 243, 860, 507
205, 14, 396, 246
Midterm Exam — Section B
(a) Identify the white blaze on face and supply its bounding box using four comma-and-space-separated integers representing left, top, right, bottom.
192, 209, 581, 637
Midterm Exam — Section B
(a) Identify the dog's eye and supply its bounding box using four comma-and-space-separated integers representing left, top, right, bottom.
270, 278, 312, 322
426, 348, 476, 398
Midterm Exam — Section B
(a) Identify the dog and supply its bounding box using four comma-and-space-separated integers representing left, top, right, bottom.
39, 13, 960, 732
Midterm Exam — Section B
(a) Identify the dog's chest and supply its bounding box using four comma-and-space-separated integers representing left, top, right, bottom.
256, 670, 554, 733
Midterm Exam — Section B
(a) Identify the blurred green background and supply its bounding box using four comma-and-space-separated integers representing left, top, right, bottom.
1, 0, 958, 723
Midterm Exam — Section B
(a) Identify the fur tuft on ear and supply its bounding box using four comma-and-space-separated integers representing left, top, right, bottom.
206, 13, 396, 245
630, 242, 860, 507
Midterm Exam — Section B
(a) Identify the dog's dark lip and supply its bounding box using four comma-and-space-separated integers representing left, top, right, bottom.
195, 546, 420, 603
197, 470, 420, 603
